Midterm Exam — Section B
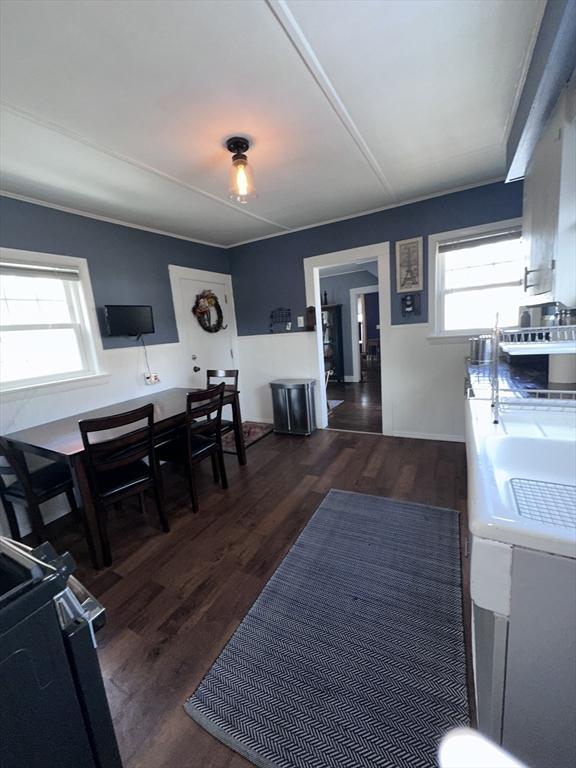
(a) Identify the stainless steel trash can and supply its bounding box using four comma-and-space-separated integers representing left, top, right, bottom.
270, 379, 316, 435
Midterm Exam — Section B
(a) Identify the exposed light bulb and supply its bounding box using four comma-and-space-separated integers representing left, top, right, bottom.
236, 163, 248, 197
226, 137, 257, 204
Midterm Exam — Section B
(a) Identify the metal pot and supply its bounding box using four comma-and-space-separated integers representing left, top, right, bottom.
559, 308, 576, 326
469, 335, 493, 363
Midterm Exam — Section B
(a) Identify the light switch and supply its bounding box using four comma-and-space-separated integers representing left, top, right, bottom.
297, 316, 304, 328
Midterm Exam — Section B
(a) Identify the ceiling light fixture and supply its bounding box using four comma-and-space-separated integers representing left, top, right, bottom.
226, 136, 256, 204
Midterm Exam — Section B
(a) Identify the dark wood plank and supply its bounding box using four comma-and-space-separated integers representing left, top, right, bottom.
327, 372, 382, 433
30, 429, 470, 767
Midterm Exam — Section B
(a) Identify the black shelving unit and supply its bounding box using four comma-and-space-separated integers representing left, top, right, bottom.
321, 304, 344, 383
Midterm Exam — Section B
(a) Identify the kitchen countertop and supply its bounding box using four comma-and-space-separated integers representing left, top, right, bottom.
466, 358, 549, 399
465, 397, 576, 558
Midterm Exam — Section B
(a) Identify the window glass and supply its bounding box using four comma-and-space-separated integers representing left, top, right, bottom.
0, 328, 84, 383
0, 275, 72, 325
444, 240, 522, 290
438, 234, 523, 334
0, 256, 99, 389
444, 285, 522, 331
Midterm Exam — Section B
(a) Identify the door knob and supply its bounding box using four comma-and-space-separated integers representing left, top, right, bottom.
193, 366, 201, 372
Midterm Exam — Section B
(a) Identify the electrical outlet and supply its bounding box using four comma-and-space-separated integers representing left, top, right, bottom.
145, 373, 160, 385
286, 321, 292, 331
297, 316, 304, 328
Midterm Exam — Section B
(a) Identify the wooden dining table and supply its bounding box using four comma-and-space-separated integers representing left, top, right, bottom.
3, 387, 246, 569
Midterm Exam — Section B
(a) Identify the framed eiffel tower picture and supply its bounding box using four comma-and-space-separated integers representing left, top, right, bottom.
395, 236, 423, 293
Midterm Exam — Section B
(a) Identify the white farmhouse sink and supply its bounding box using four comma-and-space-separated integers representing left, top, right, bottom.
466, 399, 576, 558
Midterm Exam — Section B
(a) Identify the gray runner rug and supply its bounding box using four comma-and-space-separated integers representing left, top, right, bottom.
185, 489, 469, 768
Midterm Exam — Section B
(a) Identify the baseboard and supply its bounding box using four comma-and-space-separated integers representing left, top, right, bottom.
390, 430, 465, 443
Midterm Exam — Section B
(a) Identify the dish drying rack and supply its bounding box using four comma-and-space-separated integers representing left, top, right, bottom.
500, 325, 576, 355
488, 322, 576, 423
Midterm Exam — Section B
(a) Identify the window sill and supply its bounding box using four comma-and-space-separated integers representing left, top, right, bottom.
427, 334, 474, 344
1, 372, 110, 400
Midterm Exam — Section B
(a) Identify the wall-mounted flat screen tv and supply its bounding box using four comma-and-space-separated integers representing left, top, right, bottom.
104, 305, 155, 337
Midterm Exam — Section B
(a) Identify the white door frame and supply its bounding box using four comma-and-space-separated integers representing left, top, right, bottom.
168, 264, 240, 375
304, 242, 391, 432
349, 284, 379, 383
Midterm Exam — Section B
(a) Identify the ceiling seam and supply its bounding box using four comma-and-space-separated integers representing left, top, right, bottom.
0, 100, 290, 233
266, 0, 397, 201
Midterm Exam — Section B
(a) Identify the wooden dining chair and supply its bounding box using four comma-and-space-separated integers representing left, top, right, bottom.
156, 384, 228, 512
206, 369, 239, 390
79, 403, 169, 567
206, 368, 239, 442
0, 437, 79, 543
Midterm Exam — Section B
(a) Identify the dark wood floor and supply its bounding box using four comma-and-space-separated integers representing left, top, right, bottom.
46, 429, 469, 768
327, 369, 382, 433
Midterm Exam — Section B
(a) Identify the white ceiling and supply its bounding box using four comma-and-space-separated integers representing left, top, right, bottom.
0, 0, 544, 247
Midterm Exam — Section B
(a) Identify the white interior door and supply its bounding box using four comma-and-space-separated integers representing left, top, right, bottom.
169, 265, 238, 391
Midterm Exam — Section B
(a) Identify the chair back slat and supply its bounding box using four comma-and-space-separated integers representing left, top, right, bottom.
79, 404, 155, 480
0, 437, 35, 498
206, 369, 239, 392
186, 384, 225, 441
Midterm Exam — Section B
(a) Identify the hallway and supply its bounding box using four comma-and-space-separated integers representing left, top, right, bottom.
327, 369, 382, 433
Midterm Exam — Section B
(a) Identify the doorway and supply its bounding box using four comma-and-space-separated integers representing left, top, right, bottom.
303, 241, 391, 433
318, 261, 382, 433
168, 264, 238, 388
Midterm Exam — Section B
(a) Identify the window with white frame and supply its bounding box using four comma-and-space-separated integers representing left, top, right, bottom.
434, 226, 523, 335
0, 255, 101, 390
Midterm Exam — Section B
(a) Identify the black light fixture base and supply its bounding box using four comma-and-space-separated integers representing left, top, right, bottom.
226, 136, 250, 155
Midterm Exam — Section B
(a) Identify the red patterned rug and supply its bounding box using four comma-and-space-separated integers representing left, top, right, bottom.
222, 421, 274, 453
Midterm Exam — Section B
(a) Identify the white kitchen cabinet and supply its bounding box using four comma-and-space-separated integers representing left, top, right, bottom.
522, 76, 576, 305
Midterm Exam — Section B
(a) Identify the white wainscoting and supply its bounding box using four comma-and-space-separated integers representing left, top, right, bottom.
381, 326, 468, 442
237, 324, 467, 441
0, 341, 195, 536
2, 322, 467, 538
237, 332, 318, 423
1, 342, 192, 435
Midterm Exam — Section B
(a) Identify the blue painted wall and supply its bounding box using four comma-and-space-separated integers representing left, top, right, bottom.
0, 196, 229, 348
230, 180, 523, 335
319, 270, 378, 376
0, 181, 524, 348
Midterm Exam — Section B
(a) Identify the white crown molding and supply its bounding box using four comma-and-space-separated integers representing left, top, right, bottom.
0, 189, 226, 249
227, 175, 508, 248
0, 100, 290, 233
266, 0, 397, 200
2, 175, 510, 251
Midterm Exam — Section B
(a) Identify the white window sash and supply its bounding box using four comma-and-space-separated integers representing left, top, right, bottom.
0, 262, 80, 280
429, 218, 524, 337
0, 322, 80, 331
4, 367, 91, 391
0, 247, 104, 391
443, 279, 522, 296
438, 229, 521, 253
